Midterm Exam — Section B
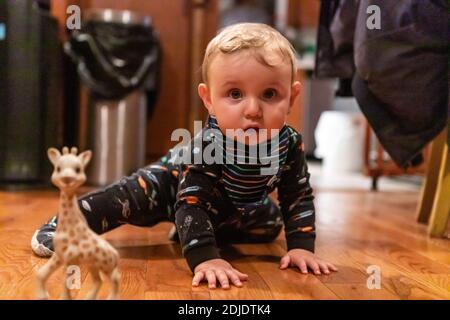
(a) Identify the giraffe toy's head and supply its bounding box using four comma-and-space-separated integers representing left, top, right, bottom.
47, 147, 92, 193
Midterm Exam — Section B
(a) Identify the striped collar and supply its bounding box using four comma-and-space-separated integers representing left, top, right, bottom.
206, 115, 289, 161
206, 115, 290, 205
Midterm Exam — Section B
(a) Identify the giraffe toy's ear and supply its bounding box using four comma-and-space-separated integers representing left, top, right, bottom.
79, 150, 92, 168
47, 148, 61, 167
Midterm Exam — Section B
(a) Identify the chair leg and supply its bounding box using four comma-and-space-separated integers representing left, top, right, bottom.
428, 127, 450, 237
371, 175, 379, 191
416, 128, 447, 223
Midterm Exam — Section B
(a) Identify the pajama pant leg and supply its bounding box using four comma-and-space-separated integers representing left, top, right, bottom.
51, 165, 176, 235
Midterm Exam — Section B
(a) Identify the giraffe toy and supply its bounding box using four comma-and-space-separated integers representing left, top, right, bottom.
36, 147, 120, 300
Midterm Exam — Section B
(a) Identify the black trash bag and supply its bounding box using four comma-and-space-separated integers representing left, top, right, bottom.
65, 19, 160, 100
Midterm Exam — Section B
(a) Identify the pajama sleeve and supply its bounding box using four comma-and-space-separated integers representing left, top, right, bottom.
174, 163, 223, 272
277, 131, 316, 253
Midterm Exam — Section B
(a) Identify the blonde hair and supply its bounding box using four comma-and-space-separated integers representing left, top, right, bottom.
202, 23, 297, 84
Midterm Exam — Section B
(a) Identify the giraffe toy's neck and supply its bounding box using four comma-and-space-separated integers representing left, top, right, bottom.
56, 191, 87, 232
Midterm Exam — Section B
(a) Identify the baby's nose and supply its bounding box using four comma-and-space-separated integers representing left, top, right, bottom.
244, 98, 262, 117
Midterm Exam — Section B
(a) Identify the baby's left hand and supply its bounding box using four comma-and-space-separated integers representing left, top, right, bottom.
279, 248, 338, 275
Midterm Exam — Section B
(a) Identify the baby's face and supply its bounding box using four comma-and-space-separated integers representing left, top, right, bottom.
199, 51, 300, 145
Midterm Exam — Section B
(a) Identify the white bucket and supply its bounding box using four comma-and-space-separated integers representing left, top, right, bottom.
314, 111, 365, 174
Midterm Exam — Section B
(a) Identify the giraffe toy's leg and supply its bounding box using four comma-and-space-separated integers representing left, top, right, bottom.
107, 267, 120, 300
85, 267, 102, 300
36, 254, 62, 300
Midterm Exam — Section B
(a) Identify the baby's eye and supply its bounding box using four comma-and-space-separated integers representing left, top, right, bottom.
262, 88, 277, 100
228, 89, 242, 100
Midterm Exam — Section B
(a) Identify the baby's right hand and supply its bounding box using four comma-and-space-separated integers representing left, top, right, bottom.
192, 258, 248, 289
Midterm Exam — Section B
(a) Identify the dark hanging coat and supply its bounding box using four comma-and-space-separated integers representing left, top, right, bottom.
315, 0, 449, 168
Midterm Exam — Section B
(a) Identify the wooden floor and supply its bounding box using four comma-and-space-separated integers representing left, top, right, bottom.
0, 186, 449, 300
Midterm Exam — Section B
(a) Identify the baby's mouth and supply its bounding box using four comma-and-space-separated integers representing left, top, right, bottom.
243, 126, 260, 132
241, 127, 261, 145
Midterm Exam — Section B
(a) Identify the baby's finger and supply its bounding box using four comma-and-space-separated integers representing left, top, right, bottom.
192, 271, 204, 287
233, 269, 249, 281
306, 259, 321, 275
225, 270, 243, 287
289, 255, 307, 274
327, 263, 338, 272
279, 255, 291, 270
297, 259, 308, 274
206, 270, 217, 289
216, 270, 230, 289
317, 261, 330, 274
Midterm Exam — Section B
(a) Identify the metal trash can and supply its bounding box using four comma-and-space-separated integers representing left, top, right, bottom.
65, 9, 160, 186
86, 90, 147, 186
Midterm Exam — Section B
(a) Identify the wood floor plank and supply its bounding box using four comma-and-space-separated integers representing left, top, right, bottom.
145, 290, 211, 300
232, 243, 340, 300
208, 259, 275, 300
345, 247, 450, 300
316, 211, 450, 295
314, 225, 450, 300
0, 230, 90, 300
310, 245, 400, 300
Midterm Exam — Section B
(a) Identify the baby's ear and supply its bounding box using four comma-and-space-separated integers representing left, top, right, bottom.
79, 150, 92, 168
198, 83, 214, 114
289, 81, 301, 107
47, 148, 61, 166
